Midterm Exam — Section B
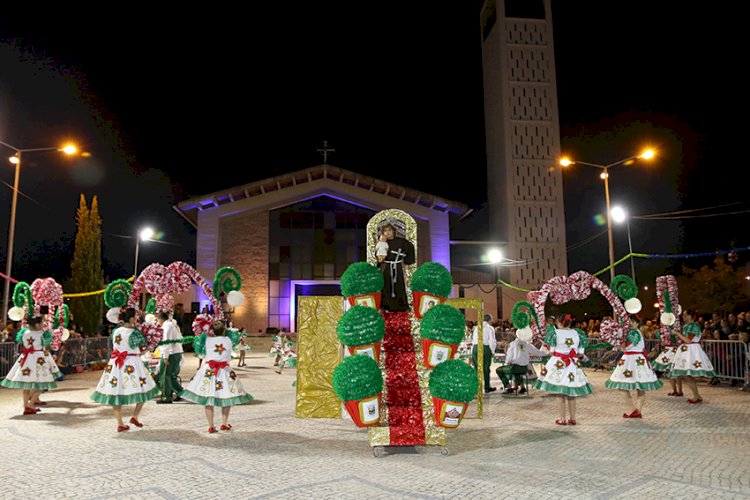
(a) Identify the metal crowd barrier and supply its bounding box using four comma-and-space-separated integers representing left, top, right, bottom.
1, 337, 113, 380
702, 340, 747, 381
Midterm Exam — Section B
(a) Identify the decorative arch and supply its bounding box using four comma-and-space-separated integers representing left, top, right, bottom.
526, 270, 629, 345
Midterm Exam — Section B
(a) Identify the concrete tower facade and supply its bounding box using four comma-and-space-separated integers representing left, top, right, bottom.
480, 0, 567, 315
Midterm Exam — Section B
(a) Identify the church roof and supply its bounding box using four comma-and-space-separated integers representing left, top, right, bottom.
173, 164, 469, 227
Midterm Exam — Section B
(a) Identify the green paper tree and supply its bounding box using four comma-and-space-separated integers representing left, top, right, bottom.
429, 359, 479, 403
340, 262, 384, 297
337, 306, 385, 347
332, 355, 383, 401
420, 304, 465, 344
410, 262, 453, 297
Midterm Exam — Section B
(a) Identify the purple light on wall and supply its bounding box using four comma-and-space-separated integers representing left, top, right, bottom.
289, 280, 341, 332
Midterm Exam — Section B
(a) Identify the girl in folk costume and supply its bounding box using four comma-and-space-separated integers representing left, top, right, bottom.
651, 328, 683, 397
180, 320, 253, 433
0, 316, 58, 415
668, 309, 716, 404
274, 339, 297, 374
605, 316, 663, 418
91, 308, 160, 432
535, 314, 592, 425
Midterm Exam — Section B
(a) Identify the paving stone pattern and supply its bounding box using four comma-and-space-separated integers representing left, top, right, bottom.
1, 353, 749, 499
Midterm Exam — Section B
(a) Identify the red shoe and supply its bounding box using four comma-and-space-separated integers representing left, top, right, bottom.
23, 407, 39, 415
687, 398, 703, 404
628, 409, 642, 419
623, 412, 631, 418
667, 391, 677, 396
129, 417, 143, 428
33, 401, 47, 406
555, 419, 567, 425
220, 424, 232, 431
675, 392, 684, 397
117, 425, 130, 432
567, 419, 577, 425
208, 427, 218, 433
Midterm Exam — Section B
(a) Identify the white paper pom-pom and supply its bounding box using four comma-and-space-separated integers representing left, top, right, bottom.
624, 298, 642, 314
61, 328, 70, 341
660, 312, 676, 326
516, 326, 533, 342
145, 313, 156, 324
8, 306, 25, 321
106, 307, 121, 324
227, 290, 245, 307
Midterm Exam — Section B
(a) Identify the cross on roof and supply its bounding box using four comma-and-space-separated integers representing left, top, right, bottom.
316, 141, 335, 164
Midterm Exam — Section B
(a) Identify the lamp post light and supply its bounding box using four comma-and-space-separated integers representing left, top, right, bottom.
560, 148, 656, 282
133, 227, 155, 278
0, 140, 78, 322
611, 206, 635, 283
488, 248, 503, 320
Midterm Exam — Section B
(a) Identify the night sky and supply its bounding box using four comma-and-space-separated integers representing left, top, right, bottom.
0, 2, 747, 290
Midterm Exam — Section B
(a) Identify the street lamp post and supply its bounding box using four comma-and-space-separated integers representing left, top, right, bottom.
560, 148, 655, 282
133, 227, 155, 278
0, 141, 77, 322
611, 206, 636, 283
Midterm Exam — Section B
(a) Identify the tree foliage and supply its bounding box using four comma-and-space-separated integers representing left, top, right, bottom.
678, 257, 748, 316
69, 195, 105, 336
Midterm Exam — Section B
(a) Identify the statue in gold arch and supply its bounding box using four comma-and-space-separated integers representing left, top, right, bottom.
367, 210, 416, 312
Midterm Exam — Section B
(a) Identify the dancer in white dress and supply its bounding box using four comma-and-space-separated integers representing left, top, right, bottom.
180, 320, 253, 433
0, 316, 58, 415
91, 308, 160, 432
650, 330, 683, 397
535, 314, 592, 425
668, 309, 716, 404
605, 316, 663, 418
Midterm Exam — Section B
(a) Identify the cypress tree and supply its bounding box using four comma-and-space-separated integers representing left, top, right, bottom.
69, 194, 105, 336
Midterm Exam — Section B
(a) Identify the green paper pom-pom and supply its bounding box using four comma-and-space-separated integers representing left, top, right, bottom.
332, 354, 383, 401
428, 359, 479, 403
420, 304, 465, 344
12, 281, 32, 309
611, 275, 638, 301
340, 262, 384, 297
104, 279, 132, 308
145, 298, 157, 314
54, 304, 70, 329
213, 266, 242, 298
410, 262, 453, 297
336, 306, 385, 346
511, 301, 539, 330
662, 290, 672, 313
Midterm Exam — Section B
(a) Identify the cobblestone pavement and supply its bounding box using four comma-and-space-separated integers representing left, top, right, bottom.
2, 353, 749, 499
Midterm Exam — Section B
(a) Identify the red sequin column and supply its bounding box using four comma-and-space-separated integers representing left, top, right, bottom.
382, 310, 426, 446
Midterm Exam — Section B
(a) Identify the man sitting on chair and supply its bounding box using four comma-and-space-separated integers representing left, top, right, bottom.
497, 331, 546, 394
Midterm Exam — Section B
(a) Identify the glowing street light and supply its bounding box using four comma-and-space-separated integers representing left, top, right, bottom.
134, 227, 156, 278
611, 206, 636, 283
0, 140, 79, 322
560, 147, 657, 282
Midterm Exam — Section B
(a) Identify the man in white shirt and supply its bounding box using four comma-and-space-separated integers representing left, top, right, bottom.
472, 314, 497, 393
497, 332, 546, 394
156, 312, 184, 403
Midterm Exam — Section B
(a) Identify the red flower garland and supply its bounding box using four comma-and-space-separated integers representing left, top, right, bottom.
656, 275, 682, 344
140, 322, 163, 351
192, 314, 214, 336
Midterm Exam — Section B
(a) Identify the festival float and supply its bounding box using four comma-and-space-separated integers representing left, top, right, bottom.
327, 209, 478, 457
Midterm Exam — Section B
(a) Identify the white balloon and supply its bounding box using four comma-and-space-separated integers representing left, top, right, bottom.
145, 313, 156, 323
106, 307, 121, 324
660, 312, 676, 326
624, 298, 642, 314
61, 328, 70, 341
516, 326, 533, 342
227, 290, 245, 307
8, 306, 25, 322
